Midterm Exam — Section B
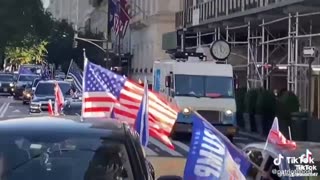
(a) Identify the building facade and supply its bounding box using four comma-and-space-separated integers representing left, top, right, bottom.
174, 0, 320, 116
128, 0, 183, 82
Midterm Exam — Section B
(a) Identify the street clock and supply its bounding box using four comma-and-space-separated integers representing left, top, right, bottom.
210, 40, 231, 61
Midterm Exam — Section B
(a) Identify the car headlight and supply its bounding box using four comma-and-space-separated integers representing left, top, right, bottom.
9, 83, 14, 87
26, 93, 31, 97
224, 110, 233, 116
182, 107, 192, 115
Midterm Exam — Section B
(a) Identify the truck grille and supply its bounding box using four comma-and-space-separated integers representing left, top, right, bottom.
196, 110, 220, 123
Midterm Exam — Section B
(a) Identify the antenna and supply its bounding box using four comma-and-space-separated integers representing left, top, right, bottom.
288, 126, 292, 140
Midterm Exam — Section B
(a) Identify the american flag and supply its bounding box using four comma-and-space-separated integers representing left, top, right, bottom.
83, 61, 178, 148
109, 0, 130, 38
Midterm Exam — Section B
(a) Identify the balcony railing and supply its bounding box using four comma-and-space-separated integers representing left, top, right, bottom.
175, 0, 302, 29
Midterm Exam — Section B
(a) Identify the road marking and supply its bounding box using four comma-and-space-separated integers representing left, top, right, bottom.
12, 109, 21, 113
0, 104, 5, 115
144, 147, 158, 156
172, 140, 190, 152
149, 137, 183, 157
0, 103, 10, 117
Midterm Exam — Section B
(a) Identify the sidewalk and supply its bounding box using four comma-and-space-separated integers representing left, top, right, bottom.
238, 129, 266, 141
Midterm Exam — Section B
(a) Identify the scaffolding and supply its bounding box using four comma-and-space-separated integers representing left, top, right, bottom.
185, 11, 320, 112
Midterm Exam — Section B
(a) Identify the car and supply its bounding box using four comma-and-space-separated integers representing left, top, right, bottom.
243, 142, 320, 180
29, 80, 72, 113
22, 78, 41, 105
0, 116, 159, 179
13, 74, 39, 100
0, 73, 15, 95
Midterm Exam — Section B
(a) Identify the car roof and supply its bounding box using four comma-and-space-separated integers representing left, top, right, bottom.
244, 142, 320, 160
19, 74, 39, 76
0, 116, 127, 139
0, 73, 13, 76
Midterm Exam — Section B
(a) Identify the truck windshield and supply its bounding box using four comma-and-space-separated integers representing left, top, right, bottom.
175, 75, 234, 98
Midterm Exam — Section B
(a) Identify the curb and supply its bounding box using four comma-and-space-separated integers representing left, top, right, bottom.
238, 131, 266, 141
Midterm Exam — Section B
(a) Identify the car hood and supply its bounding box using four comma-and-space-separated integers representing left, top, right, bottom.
32, 95, 72, 102
173, 96, 236, 112
32, 95, 55, 103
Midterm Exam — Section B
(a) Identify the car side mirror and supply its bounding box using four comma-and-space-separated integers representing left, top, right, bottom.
32, 87, 36, 91
157, 176, 182, 180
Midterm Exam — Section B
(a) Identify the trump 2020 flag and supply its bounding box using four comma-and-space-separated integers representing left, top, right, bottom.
184, 113, 250, 180
134, 77, 149, 147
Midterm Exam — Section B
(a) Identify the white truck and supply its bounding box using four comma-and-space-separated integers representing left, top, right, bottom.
153, 58, 237, 140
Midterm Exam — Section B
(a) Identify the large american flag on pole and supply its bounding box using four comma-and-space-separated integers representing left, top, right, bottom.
82, 60, 179, 148
109, 0, 130, 38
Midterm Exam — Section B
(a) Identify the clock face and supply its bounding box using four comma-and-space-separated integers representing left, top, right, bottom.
210, 40, 231, 60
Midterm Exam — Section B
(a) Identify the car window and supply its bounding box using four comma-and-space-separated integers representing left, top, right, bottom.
0, 75, 13, 82
0, 136, 134, 180
32, 79, 41, 87
246, 149, 264, 167
18, 75, 38, 82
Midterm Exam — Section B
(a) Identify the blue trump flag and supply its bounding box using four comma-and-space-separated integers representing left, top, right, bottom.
134, 77, 149, 147
184, 113, 251, 180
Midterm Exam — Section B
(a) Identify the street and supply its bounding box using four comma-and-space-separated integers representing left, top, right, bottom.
0, 95, 265, 178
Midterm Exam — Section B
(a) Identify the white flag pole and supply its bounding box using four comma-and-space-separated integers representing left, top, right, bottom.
288, 126, 292, 140
65, 59, 73, 79
80, 48, 88, 121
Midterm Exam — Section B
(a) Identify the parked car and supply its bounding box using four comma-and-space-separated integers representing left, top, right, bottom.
13, 74, 39, 100
243, 142, 320, 180
0, 116, 159, 179
0, 72, 15, 95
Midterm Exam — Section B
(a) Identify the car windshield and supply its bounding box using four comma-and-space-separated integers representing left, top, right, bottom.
0, 136, 133, 180
18, 75, 38, 82
34, 83, 72, 96
0, 75, 13, 82
175, 75, 234, 98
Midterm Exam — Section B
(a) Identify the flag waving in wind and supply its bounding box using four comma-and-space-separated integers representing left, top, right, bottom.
54, 82, 64, 115
83, 60, 178, 149
264, 117, 296, 150
184, 113, 251, 180
134, 77, 149, 147
67, 60, 83, 93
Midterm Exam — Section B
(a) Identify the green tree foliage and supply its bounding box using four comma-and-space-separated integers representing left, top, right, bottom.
5, 37, 48, 64
46, 19, 75, 72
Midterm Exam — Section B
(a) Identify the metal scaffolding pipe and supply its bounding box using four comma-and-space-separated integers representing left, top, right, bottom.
226, 24, 248, 30
295, 11, 320, 17
261, 36, 290, 44
259, 16, 289, 27
296, 33, 320, 38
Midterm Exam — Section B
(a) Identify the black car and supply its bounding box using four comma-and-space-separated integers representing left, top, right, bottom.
29, 80, 72, 113
0, 116, 159, 180
13, 74, 39, 99
0, 73, 15, 95
22, 78, 41, 105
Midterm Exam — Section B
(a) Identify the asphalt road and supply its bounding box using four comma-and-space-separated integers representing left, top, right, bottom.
0, 95, 265, 178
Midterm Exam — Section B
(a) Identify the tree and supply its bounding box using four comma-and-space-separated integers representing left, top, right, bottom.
0, 0, 53, 67
5, 38, 48, 65
0, 0, 53, 47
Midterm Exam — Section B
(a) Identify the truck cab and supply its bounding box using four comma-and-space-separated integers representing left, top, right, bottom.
153, 57, 237, 141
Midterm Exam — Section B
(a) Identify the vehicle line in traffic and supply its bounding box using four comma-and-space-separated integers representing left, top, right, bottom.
0, 103, 10, 117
